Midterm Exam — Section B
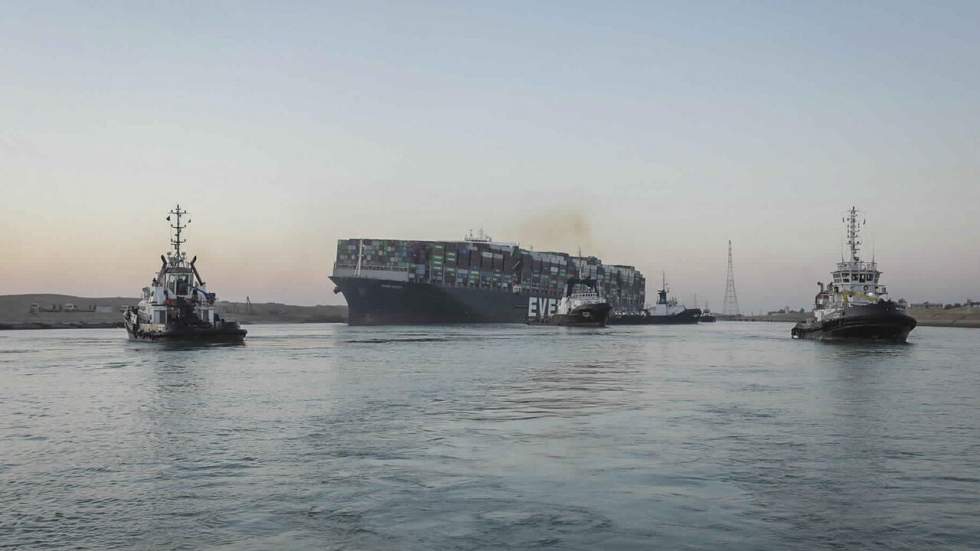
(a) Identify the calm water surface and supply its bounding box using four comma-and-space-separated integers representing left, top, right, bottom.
2, 323, 979, 550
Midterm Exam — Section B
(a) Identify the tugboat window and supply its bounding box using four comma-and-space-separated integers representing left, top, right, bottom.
176, 275, 189, 295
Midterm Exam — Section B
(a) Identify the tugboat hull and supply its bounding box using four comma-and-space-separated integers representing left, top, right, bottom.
791, 303, 916, 342
611, 308, 702, 325
529, 303, 611, 327
125, 319, 247, 342
559, 303, 611, 327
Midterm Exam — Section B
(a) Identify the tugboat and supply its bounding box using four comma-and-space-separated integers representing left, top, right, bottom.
791, 207, 916, 342
124, 205, 247, 342
611, 274, 701, 324
699, 301, 717, 323
530, 277, 611, 327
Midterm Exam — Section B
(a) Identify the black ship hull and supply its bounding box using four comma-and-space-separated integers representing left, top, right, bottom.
332, 276, 551, 325
528, 303, 612, 327
791, 302, 916, 342
125, 319, 247, 342
610, 308, 702, 325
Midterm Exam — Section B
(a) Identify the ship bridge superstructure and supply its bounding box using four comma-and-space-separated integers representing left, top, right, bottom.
827, 207, 888, 305
130, 205, 219, 329
646, 273, 687, 316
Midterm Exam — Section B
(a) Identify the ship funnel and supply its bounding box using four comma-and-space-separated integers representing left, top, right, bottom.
818, 281, 825, 293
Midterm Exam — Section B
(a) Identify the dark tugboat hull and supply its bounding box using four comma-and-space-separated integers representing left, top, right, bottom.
528, 303, 611, 327
610, 308, 702, 325
559, 303, 611, 327
791, 304, 916, 342
125, 321, 247, 342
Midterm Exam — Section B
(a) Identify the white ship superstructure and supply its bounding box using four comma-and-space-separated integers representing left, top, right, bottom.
813, 207, 893, 322
557, 281, 605, 316
530, 277, 611, 327
647, 274, 690, 317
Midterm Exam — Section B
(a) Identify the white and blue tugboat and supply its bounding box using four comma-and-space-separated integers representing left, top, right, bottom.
124, 205, 246, 342
699, 302, 717, 323
791, 207, 916, 342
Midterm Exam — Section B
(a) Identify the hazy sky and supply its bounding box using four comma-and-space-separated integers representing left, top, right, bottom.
2, 1, 978, 310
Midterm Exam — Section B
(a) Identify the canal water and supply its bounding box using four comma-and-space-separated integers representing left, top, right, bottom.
2, 323, 978, 549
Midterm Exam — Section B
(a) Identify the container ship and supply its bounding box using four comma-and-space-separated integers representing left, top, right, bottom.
330, 231, 645, 325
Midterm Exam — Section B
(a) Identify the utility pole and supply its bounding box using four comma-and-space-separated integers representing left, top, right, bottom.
722, 240, 741, 317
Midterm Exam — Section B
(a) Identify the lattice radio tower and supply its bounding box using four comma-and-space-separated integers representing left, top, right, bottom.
722, 240, 741, 316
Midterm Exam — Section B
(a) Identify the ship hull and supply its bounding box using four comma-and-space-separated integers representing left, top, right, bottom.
125, 319, 247, 342
529, 303, 612, 327
610, 308, 702, 325
791, 303, 916, 342
331, 276, 548, 325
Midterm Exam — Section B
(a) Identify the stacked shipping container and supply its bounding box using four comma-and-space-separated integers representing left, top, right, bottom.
601, 265, 646, 314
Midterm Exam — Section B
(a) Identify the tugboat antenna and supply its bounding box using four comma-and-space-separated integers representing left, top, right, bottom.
845, 206, 862, 261
840, 222, 845, 262
168, 204, 189, 258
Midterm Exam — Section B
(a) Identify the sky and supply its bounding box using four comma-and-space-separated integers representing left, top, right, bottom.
1, 1, 978, 311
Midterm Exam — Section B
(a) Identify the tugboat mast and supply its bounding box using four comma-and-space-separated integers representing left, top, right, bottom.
168, 205, 189, 258
845, 206, 863, 262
